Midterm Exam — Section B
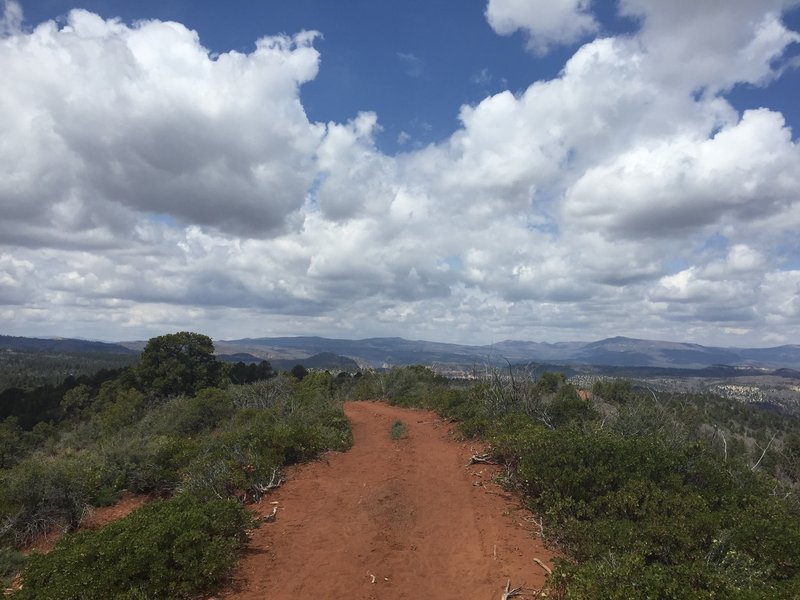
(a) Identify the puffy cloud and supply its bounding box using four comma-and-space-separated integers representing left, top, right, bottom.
0, 10, 323, 244
485, 0, 598, 54
2, 1, 800, 347
620, 0, 800, 91
563, 109, 800, 238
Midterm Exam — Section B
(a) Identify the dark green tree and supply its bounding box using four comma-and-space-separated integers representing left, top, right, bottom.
290, 364, 309, 381
592, 378, 635, 404
134, 332, 227, 397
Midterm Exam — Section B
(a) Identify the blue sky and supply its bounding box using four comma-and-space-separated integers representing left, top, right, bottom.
22, 0, 579, 151
2, 0, 800, 346
23, 0, 800, 151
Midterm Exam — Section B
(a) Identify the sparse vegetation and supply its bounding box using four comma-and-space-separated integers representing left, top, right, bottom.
0, 333, 352, 597
390, 420, 406, 440
4, 340, 800, 599
16, 494, 250, 600
351, 366, 800, 599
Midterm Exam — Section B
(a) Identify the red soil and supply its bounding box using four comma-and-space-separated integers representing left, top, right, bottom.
7, 492, 150, 594
22, 491, 149, 555
221, 401, 556, 599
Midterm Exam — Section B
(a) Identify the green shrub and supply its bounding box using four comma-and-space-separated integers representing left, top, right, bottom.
347, 371, 383, 400
390, 420, 406, 440
0, 547, 26, 588
491, 422, 800, 598
228, 375, 297, 411
592, 378, 635, 404
98, 433, 200, 495
142, 388, 235, 437
384, 365, 447, 407
0, 450, 119, 546
15, 494, 250, 600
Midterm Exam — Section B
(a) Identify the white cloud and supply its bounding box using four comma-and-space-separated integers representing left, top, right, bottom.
619, 0, 800, 92
563, 109, 800, 238
0, 10, 323, 243
2, 2, 800, 347
0, 0, 21, 36
485, 0, 598, 54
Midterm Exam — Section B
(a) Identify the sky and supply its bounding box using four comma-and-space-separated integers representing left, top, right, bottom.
1, 0, 800, 346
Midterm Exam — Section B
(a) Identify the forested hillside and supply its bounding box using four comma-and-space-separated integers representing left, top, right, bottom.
0, 350, 136, 392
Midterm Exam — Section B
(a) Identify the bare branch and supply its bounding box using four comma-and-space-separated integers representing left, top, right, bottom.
501, 579, 524, 599
752, 433, 778, 471
253, 468, 284, 499
533, 557, 552, 575
467, 453, 498, 466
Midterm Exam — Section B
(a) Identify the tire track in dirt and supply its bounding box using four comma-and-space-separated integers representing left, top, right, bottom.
221, 401, 555, 599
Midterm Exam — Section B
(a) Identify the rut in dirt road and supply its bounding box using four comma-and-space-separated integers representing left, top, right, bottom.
222, 401, 555, 600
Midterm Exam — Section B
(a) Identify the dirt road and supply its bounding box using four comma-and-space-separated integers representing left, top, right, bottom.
222, 401, 554, 599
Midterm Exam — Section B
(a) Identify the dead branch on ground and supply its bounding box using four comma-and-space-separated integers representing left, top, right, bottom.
501, 579, 525, 599
253, 468, 284, 499
533, 558, 552, 575
260, 505, 278, 523
468, 453, 498, 466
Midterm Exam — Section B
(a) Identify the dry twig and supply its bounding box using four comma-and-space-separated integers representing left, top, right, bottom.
533, 558, 552, 575
468, 453, 498, 466
253, 468, 284, 498
501, 579, 525, 599
261, 506, 278, 523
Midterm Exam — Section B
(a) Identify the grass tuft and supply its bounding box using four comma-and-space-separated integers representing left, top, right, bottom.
390, 420, 407, 440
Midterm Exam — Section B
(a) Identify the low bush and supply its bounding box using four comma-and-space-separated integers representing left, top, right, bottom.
491, 424, 800, 598
0, 451, 119, 547
0, 547, 25, 589
15, 493, 250, 599
390, 420, 406, 440
384, 365, 448, 407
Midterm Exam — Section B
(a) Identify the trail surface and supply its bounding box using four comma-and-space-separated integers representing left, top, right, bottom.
222, 401, 554, 599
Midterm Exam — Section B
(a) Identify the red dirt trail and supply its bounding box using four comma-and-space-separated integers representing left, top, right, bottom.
221, 401, 555, 599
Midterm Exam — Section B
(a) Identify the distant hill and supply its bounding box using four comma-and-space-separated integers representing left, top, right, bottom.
6, 333, 800, 371
221, 335, 800, 370
0, 335, 136, 355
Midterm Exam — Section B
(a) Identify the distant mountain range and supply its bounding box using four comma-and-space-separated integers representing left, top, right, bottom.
3, 334, 800, 371
0, 335, 137, 355
218, 335, 800, 370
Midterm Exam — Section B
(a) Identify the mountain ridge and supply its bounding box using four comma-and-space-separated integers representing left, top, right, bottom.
4, 334, 800, 370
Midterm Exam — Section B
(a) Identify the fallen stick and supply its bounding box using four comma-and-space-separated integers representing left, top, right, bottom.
468, 453, 498, 466
501, 579, 524, 599
261, 506, 278, 523
533, 558, 552, 575
253, 468, 284, 498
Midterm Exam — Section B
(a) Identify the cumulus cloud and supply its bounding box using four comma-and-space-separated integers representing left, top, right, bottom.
0, 9, 323, 243
619, 0, 800, 91
485, 0, 598, 54
563, 109, 800, 238
2, 1, 800, 346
